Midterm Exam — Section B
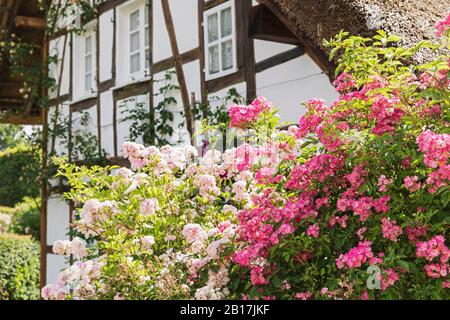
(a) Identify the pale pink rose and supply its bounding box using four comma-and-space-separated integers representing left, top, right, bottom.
53, 240, 71, 256
141, 236, 155, 250
71, 237, 87, 259
140, 198, 159, 216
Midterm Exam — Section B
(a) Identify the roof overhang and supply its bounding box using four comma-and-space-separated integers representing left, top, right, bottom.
0, 0, 45, 125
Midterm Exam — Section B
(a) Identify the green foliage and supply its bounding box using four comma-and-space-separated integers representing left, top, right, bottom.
0, 145, 40, 207
0, 234, 40, 300
8, 198, 40, 241
47, 110, 105, 164
0, 125, 27, 151
120, 70, 181, 147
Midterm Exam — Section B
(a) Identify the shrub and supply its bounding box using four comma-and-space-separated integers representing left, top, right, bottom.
0, 145, 40, 207
42, 18, 450, 300
8, 198, 40, 241
0, 206, 14, 233
0, 234, 40, 300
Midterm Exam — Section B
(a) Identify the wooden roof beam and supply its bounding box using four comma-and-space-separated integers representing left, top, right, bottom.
255, 0, 336, 80
15, 15, 47, 30
0, 81, 22, 99
250, 4, 299, 45
0, 114, 41, 125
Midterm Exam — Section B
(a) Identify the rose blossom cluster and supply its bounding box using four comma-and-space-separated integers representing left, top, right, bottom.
403, 176, 422, 192
42, 259, 104, 300
416, 236, 449, 263
416, 130, 450, 169
76, 200, 118, 238
336, 241, 381, 269
228, 96, 272, 128
43, 23, 450, 300
123, 142, 197, 172
369, 95, 404, 136
381, 218, 403, 242
53, 237, 88, 259
435, 13, 450, 37
416, 236, 449, 282
416, 131, 450, 193
333, 73, 357, 93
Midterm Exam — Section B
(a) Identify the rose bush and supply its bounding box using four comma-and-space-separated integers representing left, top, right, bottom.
43, 19, 450, 300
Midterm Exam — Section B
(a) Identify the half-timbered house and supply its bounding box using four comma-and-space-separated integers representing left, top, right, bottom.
1, 0, 447, 289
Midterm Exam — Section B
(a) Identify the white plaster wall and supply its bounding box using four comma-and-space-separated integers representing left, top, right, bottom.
169, 0, 199, 55
116, 0, 150, 86
47, 195, 70, 246
152, 0, 171, 62
254, 39, 297, 63
153, 70, 186, 145
72, 25, 97, 102
99, 9, 114, 82
46, 254, 68, 285
48, 37, 71, 99
47, 104, 70, 157
117, 94, 150, 154
256, 54, 338, 124
153, 0, 198, 63
71, 106, 99, 161
183, 60, 201, 100
204, 82, 246, 151
100, 91, 115, 156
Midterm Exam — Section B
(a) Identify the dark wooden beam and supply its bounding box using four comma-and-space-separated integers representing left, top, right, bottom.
256, 0, 335, 80
70, 96, 97, 112
241, 0, 256, 102
250, 4, 299, 45
0, 81, 22, 99
206, 69, 246, 94
161, 0, 194, 142
15, 15, 47, 30
256, 46, 305, 73
198, 0, 207, 105
0, 114, 41, 125
152, 47, 200, 74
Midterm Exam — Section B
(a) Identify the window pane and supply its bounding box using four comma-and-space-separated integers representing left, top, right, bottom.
221, 40, 233, 70
85, 35, 92, 54
207, 13, 218, 43
145, 49, 150, 69
208, 45, 219, 74
130, 53, 140, 74
85, 54, 92, 73
130, 10, 139, 31
130, 31, 140, 52
220, 7, 232, 38
85, 73, 92, 92
144, 7, 149, 25
145, 26, 149, 47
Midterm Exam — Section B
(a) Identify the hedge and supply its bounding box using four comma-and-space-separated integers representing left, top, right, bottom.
8, 198, 40, 241
0, 234, 40, 300
0, 145, 40, 207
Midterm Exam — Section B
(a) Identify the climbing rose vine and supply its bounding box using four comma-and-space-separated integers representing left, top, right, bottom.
43, 19, 450, 300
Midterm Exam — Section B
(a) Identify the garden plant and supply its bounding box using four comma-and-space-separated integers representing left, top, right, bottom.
42, 17, 450, 300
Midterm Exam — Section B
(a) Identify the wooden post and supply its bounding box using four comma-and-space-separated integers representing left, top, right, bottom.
50, 33, 68, 154
96, 16, 102, 155
242, 0, 256, 102
39, 35, 49, 292
161, 0, 194, 143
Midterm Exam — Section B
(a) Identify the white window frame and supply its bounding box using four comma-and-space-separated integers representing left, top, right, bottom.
73, 22, 97, 101
203, 0, 237, 81
83, 34, 95, 94
126, 2, 150, 80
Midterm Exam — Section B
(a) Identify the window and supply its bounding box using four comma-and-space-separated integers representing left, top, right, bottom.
204, 1, 236, 80
128, 5, 150, 78
84, 35, 94, 93
73, 25, 96, 100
